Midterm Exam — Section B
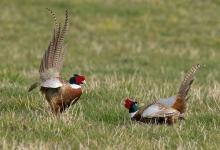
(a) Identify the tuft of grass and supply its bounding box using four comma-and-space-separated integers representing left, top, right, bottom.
0, 0, 220, 149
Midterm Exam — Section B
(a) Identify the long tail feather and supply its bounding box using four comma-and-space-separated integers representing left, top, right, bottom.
178, 64, 202, 99
39, 9, 68, 74
172, 64, 202, 113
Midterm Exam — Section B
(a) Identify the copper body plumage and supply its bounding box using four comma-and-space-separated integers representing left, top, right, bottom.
40, 80, 82, 114
29, 9, 85, 114
124, 64, 202, 124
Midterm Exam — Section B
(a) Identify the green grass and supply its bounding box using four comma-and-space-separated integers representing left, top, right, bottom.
1, 0, 220, 149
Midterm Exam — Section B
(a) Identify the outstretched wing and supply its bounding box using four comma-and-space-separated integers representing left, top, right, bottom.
39, 9, 69, 88
178, 64, 202, 99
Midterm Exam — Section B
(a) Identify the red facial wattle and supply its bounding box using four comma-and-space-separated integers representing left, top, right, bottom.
75, 75, 86, 85
124, 98, 134, 109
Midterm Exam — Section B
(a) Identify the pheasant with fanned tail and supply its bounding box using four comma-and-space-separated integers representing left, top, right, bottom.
124, 64, 202, 124
28, 9, 86, 114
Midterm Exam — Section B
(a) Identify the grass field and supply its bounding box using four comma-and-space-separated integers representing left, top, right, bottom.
1, 0, 220, 149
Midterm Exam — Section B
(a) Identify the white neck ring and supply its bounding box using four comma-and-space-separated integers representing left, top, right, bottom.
130, 110, 138, 118
70, 84, 81, 89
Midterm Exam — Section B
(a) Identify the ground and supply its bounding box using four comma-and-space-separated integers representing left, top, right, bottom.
0, 0, 220, 149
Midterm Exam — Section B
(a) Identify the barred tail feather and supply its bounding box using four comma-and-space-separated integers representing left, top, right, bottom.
172, 64, 202, 113
178, 64, 201, 99
39, 9, 68, 75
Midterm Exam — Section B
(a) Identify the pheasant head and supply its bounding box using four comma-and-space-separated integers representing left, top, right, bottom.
124, 98, 139, 113
69, 74, 86, 85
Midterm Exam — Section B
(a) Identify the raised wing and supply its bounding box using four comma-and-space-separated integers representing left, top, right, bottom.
39, 9, 69, 88
141, 103, 180, 118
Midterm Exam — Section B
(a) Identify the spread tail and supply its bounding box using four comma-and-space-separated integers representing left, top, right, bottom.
28, 82, 40, 92
172, 64, 202, 113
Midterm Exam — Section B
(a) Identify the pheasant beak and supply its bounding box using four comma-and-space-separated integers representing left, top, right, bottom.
82, 80, 86, 85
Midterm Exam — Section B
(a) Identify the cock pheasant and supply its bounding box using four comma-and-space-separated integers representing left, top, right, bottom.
28, 9, 86, 114
124, 64, 201, 124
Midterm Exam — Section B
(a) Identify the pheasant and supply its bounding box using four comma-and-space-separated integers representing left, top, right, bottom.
28, 9, 86, 114
124, 64, 201, 124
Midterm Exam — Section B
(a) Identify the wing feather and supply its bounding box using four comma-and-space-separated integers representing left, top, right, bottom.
158, 96, 176, 107
142, 103, 180, 118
